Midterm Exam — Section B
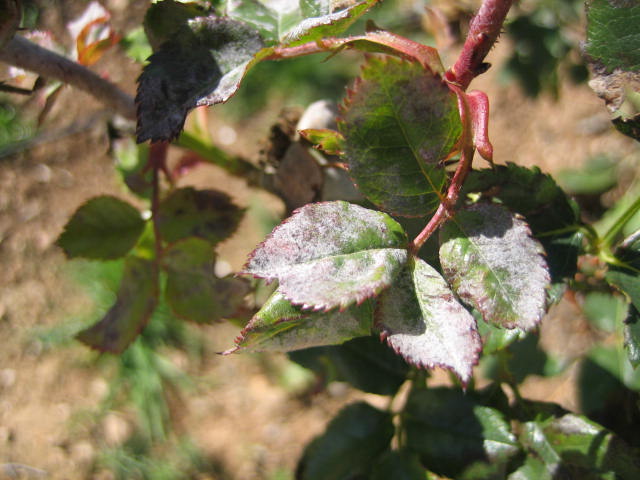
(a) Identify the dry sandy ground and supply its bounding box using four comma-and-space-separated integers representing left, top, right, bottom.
1, 3, 639, 479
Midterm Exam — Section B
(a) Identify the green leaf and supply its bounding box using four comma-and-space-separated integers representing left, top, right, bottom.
556, 154, 618, 195
404, 388, 520, 478
163, 238, 249, 323
586, 0, 640, 72
585, 344, 640, 391
113, 138, 152, 199
607, 236, 640, 311
225, 0, 378, 46
477, 314, 526, 354
56, 196, 145, 260
464, 164, 581, 296
299, 128, 344, 155
520, 414, 640, 480
297, 402, 394, 480
582, 290, 627, 333
242, 201, 408, 311
439, 203, 550, 331
339, 56, 461, 217
508, 457, 552, 480
227, 291, 373, 353
77, 256, 157, 353
371, 450, 429, 480
586, 0, 640, 140
136, 16, 265, 142
289, 335, 410, 395
143, 0, 209, 50
624, 305, 640, 367
157, 187, 244, 245
377, 258, 481, 384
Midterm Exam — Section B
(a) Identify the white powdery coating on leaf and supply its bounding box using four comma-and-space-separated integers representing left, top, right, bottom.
283, 8, 353, 42
245, 310, 369, 352
440, 203, 550, 331
279, 248, 408, 310
379, 259, 481, 384
244, 201, 406, 278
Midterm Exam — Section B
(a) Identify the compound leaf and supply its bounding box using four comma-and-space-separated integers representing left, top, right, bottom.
404, 388, 520, 478
297, 402, 394, 480
227, 291, 373, 353
439, 203, 550, 331
136, 16, 265, 142
242, 201, 408, 311
339, 56, 461, 217
157, 187, 244, 245
225, 0, 378, 46
289, 335, 410, 395
164, 238, 249, 323
77, 256, 157, 353
377, 258, 481, 384
56, 196, 145, 260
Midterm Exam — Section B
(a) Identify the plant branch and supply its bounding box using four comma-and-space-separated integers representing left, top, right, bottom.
0, 35, 135, 120
149, 141, 168, 286
447, 0, 515, 90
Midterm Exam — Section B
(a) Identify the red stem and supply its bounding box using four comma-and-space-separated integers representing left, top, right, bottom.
446, 0, 514, 90
149, 141, 169, 267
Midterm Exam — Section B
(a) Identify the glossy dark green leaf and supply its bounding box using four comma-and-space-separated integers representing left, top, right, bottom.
378, 258, 481, 384
464, 164, 581, 297
289, 335, 410, 395
163, 238, 249, 323
440, 203, 550, 331
77, 256, 157, 353
227, 291, 373, 353
520, 414, 640, 480
339, 56, 461, 217
157, 187, 243, 245
297, 402, 394, 480
242, 201, 408, 311
371, 450, 429, 480
136, 16, 265, 142
404, 388, 520, 478
226, 0, 378, 46
56, 196, 145, 260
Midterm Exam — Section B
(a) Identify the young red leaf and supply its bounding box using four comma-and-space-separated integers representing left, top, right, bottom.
163, 238, 249, 323
242, 201, 408, 311
76, 256, 157, 353
339, 56, 462, 217
377, 258, 481, 384
439, 203, 550, 331
225, 291, 373, 354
